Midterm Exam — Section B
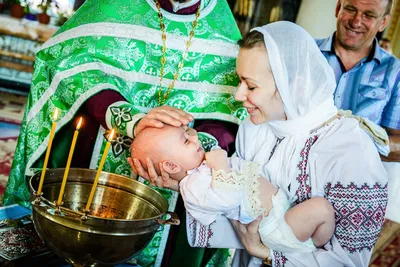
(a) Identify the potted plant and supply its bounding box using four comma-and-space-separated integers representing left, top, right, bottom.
37, 0, 51, 24
7, 0, 25, 18
25, 3, 36, 21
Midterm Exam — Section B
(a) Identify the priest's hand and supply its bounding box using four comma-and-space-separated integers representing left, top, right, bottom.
230, 216, 270, 259
134, 106, 194, 136
128, 157, 179, 191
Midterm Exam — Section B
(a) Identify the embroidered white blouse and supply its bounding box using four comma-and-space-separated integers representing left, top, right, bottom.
187, 117, 388, 267
186, 20, 389, 266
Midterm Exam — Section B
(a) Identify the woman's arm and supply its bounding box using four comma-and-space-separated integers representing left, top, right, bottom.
229, 126, 388, 266
268, 136, 388, 266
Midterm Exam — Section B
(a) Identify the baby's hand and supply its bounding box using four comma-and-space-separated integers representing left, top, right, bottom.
205, 149, 230, 172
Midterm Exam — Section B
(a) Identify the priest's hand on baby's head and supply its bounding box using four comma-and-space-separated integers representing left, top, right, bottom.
134, 106, 194, 137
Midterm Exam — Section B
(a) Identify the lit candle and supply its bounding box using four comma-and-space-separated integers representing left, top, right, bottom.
56, 117, 83, 207
84, 129, 115, 213
36, 108, 59, 197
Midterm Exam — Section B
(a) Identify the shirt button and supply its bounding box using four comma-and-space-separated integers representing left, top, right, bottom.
372, 91, 376, 96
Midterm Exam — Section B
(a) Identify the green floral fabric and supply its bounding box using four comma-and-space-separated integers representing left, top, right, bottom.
3, 1, 243, 266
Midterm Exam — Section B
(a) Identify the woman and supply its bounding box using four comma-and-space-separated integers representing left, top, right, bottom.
142, 21, 388, 266
230, 21, 388, 266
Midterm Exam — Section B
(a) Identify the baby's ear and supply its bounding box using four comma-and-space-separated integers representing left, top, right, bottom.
162, 160, 181, 174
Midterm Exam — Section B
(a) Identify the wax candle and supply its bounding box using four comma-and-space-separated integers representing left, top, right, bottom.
56, 117, 83, 207
36, 108, 59, 197
84, 129, 115, 213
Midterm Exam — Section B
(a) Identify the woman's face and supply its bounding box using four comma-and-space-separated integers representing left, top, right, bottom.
235, 46, 286, 125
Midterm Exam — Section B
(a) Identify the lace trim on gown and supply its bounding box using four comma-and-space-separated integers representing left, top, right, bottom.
242, 161, 265, 218
211, 168, 244, 192
211, 161, 265, 218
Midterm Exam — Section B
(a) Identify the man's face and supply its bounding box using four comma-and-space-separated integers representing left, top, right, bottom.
335, 0, 390, 51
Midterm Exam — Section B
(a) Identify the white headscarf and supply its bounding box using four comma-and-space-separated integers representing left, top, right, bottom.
250, 22, 338, 198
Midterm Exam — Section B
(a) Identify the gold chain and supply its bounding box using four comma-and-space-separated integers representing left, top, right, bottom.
155, 0, 201, 106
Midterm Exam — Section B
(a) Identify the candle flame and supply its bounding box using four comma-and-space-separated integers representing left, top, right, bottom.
52, 108, 59, 121
108, 129, 115, 141
76, 117, 83, 130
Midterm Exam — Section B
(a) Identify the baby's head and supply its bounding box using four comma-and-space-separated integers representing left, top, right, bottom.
130, 125, 205, 181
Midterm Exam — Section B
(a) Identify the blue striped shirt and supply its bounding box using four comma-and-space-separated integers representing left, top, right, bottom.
316, 35, 400, 130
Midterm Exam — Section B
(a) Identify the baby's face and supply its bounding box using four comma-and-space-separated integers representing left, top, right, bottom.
162, 126, 205, 172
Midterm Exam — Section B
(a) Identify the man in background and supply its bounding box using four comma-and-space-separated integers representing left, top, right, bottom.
379, 37, 393, 54
316, 0, 400, 222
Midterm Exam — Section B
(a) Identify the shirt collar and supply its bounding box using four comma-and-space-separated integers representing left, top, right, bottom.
324, 32, 383, 64
186, 160, 208, 175
371, 38, 384, 64
318, 34, 334, 53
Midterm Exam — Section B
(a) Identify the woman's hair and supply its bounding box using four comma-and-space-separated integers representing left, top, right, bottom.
238, 31, 265, 49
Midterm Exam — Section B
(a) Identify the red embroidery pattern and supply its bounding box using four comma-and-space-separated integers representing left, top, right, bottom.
273, 250, 288, 266
187, 213, 214, 248
188, 214, 198, 246
206, 223, 214, 248
325, 182, 388, 253
295, 135, 318, 204
271, 136, 319, 264
198, 225, 207, 247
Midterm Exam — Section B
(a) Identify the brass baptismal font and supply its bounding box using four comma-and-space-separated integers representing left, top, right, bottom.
30, 111, 179, 266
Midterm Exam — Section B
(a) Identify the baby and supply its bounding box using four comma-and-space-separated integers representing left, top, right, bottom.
129, 125, 335, 253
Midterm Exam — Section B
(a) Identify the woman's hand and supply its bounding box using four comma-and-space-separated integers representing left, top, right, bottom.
128, 157, 179, 191
134, 106, 194, 136
230, 216, 270, 259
